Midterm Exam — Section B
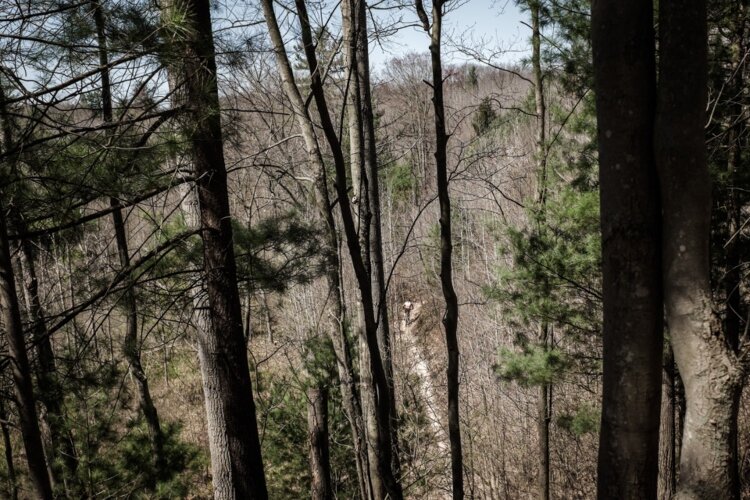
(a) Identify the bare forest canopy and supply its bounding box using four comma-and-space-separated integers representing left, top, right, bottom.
0, 0, 747, 499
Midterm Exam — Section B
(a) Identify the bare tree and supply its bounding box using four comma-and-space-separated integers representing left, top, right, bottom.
415, 0, 464, 497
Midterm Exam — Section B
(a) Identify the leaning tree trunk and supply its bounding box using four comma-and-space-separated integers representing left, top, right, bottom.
92, 0, 164, 466
591, 1, 664, 498
655, 1, 744, 498
416, 0, 464, 496
163, 0, 268, 497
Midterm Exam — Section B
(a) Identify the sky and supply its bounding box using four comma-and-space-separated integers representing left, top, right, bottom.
368, 0, 529, 69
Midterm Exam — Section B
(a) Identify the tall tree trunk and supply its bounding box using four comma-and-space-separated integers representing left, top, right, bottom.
0, 203, 53, 499
92, 0, 164, 466
288, 1, 403, 497
591, 1, 663, 498
260, 2, 372, 497
164, 1, 268, 497
353, 0, 402, 481
416, 0, 464, 496
0, 84, 54, 500
530, 3, 550, 497
17, 233, 78, 488
308, 385, 333, 500
655, 1, 743, 498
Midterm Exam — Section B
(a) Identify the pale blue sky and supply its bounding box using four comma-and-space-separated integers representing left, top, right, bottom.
368, 0, 528, 69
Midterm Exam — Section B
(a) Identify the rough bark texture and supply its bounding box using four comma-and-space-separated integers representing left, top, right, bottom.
659, 347, 678, 500
166, 1, 268, 497
416, 0, 464, 496
655, 1, 743, 498
591, 1, 664, 498
307, 386, 333, 500
261, 1, 371, 496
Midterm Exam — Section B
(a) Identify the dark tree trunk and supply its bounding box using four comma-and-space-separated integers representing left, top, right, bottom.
260, 1, 371, 496
92, 0, 164, 466
353, 0, 402, 481
655, 1, 743, 498
659, 346, 678, 499
416, 0, 464, 496
0, 82, 54, 500
17, 233, 78, 488
591, 1, 663, 498
538, 325, 550, 500
290, 0, 403, 497
307, 386, 333, 500
165, 0, 268, 497
0, 203, 53, 500
0, 401, 18, 500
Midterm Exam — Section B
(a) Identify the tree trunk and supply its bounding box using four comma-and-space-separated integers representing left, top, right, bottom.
416, 0, 464, 496
0, 400, 19, 500
655, 1, 743, 497
659, 346, 678, 499
353, 0, 402, 481
0, 203, 53, 500
308, 385, 333, 500
538, 325, 550, 500
288, 1, 403, 496
164, 1, 268, 497
591, 1, 663, 498
260, 2, 372, 497
17, 233, 78, 489
0, 82, 54, 500
92, 0, 164, 467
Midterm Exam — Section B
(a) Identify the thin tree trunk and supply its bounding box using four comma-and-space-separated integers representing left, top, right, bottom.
0, 203, 53, 499
353, 0, 401, 481
308, 385, 333, 500
416, 0, 464, 496
591, 1, 663, 498
17, 234, 78, 488
538, 325, 550, 500
659, 345, 677, 499
0, 82, 54, 500
288, 1, 403, 497
0, 401, 18, 500
531, 3, 550, 497
92, 0, 164, 466
260, 2, 372, 496
164, 0, 268, 496
655, 1, 743, 497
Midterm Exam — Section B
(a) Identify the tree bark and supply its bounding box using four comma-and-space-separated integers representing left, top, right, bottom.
164, 1, 268, 497
659, 345, 678, 500
591, 1, 663, 498
308, 385, 333, 500
655, 1, 743, 498
416, 0, 464, 496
